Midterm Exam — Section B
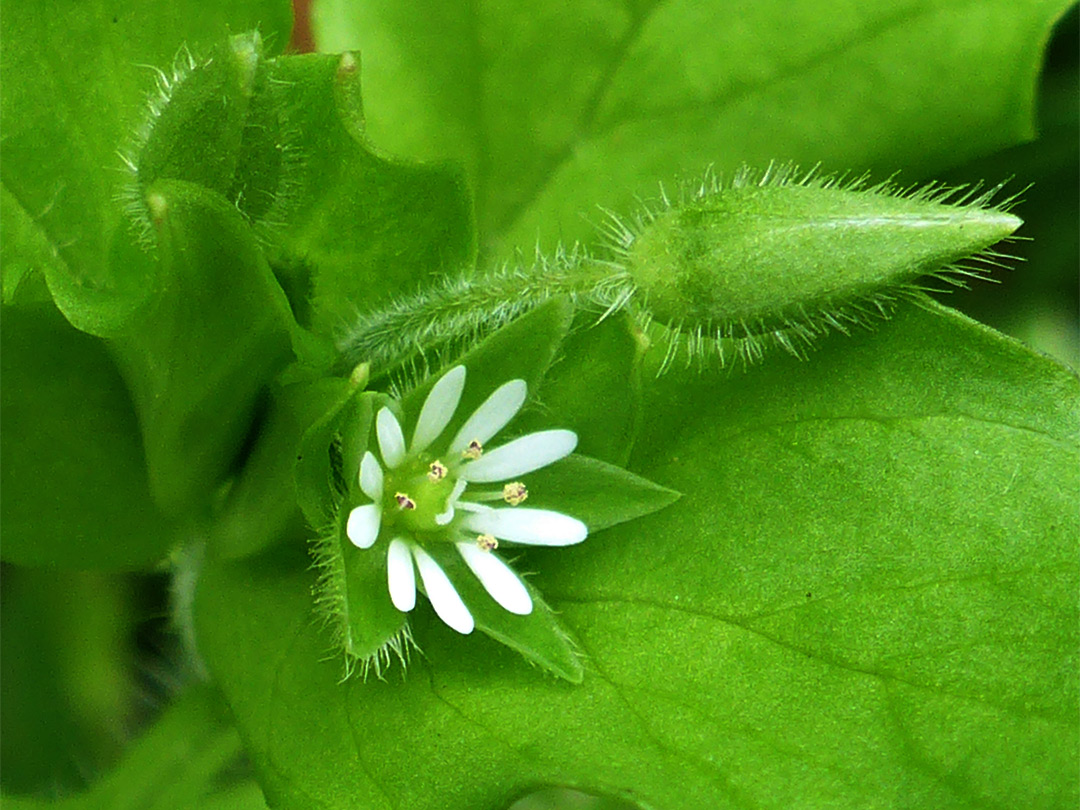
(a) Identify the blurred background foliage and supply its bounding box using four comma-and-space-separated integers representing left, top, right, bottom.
1, 3, 1075, 809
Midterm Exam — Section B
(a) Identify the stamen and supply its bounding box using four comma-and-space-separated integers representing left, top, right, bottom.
428, 460, 448, 482
502, 482, 528, 506
462, 439, 483, 460
394, 492, 416, 510
476, 534, 498, 552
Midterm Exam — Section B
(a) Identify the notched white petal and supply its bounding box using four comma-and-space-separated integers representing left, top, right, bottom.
448, 379, 528, 454
345, 503, 381, 549
386, 538, 417, 612
412, 545, 474, 634
359, 451, 383, 500
457, 542, 532, 615
456, 500, 492, 513
376, 407, 407, 469
459, 429, 577, 482
434, 478, 468, 525
412, 365, 466, 453
461, 507, 587, 546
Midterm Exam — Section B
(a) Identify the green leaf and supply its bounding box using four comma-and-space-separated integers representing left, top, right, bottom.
0, 304, 175, 569
0, 0, 292, 335
524, 454, 679, 534
312, 0, 1072, 253
195, 301, 1077, 808
1, 569, 135, 794
107, 180, 295, 515
254, 52, 474, 335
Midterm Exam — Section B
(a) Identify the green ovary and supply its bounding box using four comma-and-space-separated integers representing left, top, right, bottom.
382, 459, 457, 536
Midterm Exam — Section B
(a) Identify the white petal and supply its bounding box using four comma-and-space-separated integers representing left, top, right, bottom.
345, 504, 381, 549
411, 545, 474, 634
459, 429, 577, 483
376, 408, 407, 469
434, 479, 469, 525
386, 539, 416, 611
358, 451, 383, 500
455, 500, 491, 513
448, 379, 528, 454
457, 542, 532, 615
461, 507, 587, 546
411, 365, 466, 453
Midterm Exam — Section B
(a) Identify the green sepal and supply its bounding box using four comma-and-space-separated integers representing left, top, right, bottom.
516, 311, 647, 465
525, 454, 680, 533
295, 378, 382, 530
425, 544, 584, 683
400, 296, 574, 434
297, 385, 409, 668
0, 304, 177, 570
107, 180, 294, 516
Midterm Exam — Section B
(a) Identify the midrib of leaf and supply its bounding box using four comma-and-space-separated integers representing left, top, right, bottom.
548, 594, 1073, 724
728, 560, 1077, 625
653, 413, 1077, 461
492, 0, 942, 245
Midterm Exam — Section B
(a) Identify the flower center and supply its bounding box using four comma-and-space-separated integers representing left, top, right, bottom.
382, 457, 458, 536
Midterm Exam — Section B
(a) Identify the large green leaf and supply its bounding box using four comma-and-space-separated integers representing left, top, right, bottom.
254, 53, 474, 335
312, 0, 1071, 254
0, 0, 292, 335
0, 304, 176, 569
107, 180, 294, 516
194, 301, 1078, 808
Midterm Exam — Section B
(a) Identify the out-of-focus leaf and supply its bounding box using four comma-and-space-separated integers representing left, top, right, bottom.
313, 0, 1072, 254
1, 304, 175, 569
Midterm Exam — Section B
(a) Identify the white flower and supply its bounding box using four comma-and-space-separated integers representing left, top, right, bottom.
345, 365, 586, 634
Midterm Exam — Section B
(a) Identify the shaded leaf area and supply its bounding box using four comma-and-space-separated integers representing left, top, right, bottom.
1, 685, 269, 810
0, 304, 176, 569
312, 0, 1072, 255
195, 302, 1078, 809
1, 570, 135, 794
0, 0, 292, 334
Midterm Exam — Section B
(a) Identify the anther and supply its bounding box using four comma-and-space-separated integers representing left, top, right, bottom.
476, 534, 498, 551
394, 492, 416, 510
428, 460, 448, 482
462, 439, 483, 460
502, 482, 528, 506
